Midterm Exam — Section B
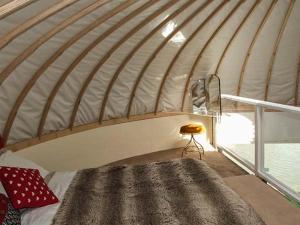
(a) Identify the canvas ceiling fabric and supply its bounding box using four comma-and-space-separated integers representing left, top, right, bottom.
0, 0, 299, 145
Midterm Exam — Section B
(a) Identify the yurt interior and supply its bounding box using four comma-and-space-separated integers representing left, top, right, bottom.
0, 0, 300, 224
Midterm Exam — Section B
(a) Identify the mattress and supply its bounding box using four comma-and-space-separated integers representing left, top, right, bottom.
22, 158, 266, 225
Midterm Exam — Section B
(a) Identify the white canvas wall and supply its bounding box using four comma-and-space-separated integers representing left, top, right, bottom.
15, 115, 212, 171
0, 0, 299, 147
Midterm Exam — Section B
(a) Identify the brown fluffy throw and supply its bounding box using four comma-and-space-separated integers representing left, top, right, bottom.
51, 158, 266, 225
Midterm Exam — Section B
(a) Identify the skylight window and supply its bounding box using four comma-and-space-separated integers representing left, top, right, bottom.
162, 21, 186, 43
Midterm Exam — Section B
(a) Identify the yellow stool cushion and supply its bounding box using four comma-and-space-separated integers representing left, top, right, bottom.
180, 124, 205, 134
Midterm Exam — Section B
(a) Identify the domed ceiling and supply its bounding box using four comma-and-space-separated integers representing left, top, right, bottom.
0, 0, 299, 145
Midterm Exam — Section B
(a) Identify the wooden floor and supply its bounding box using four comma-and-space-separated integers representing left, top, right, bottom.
109, 148, 300, 225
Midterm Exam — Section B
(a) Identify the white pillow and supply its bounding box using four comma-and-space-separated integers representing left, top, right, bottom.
0, 150, 49, 178
21, 171, 76, 225
0, 183, 6, 195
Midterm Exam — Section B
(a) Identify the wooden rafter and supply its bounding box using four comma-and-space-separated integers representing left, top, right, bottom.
88, 0, 195, 124
72, 0, 180, 128
0, 0, 37, 19
3, 0, 134, 144
155, 0, 244, 114
236, 0, 277, 97
127, 0, 215, 118
295, 55, 300, 106
0, 0, 110, 86
0, 0, 78, 51
3, 1, 108, 144
1, 0, 298, 146
36, 0, 154, 137
214, 0, 260, 75
181, 0, 246, 112
264, 0, 295, 101
97, 0, 183, 124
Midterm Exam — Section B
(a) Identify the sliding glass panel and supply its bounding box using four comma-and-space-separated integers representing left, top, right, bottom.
216, 100, 255, 165
262, 110, 300, 195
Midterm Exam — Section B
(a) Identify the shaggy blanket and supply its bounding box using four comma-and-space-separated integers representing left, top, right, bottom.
51, 158, 266, 225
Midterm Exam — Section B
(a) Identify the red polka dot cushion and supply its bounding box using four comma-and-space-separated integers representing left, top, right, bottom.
0, 166, 58, 209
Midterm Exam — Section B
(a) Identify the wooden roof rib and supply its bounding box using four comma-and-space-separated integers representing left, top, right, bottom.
236, 0, 278, 97
127, 0, 218, 118
181, 0, 251, 111
1, 0, 112, 143
0, 0, 111, 85
0, 0, 299, 147
214, 0, 260, 75
94, 0, 195, 122
0, 0, 37, 20
0, 0, 78, 50
264, 0, 295, 101
36, 0, 141, 137
75, 0, 175, 125
294, 55, 300, 106
155, 0, 244, 114
2, 0, 136, 144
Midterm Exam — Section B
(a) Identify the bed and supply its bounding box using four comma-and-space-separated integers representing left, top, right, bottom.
0, 150, 265, 225
20, 158, 265, 225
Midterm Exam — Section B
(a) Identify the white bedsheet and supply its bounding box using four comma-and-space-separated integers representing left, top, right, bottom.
21, 171, 76, 225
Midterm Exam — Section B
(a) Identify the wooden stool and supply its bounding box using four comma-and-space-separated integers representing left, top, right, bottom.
180, 124, 205, 160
